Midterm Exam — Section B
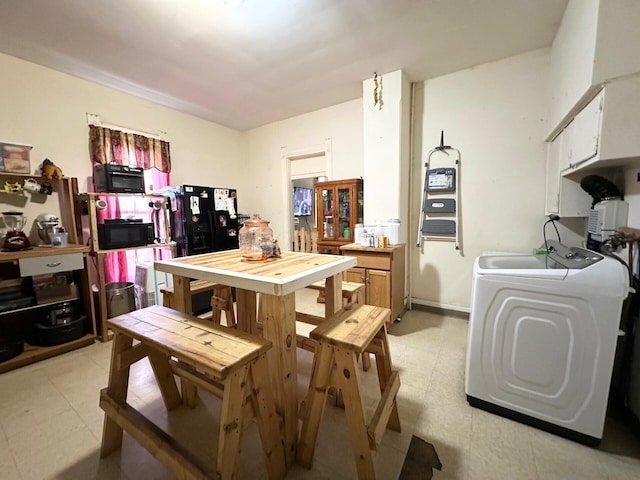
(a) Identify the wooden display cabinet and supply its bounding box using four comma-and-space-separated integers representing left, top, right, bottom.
340, 243, 406, 322
316, 178, 363, 254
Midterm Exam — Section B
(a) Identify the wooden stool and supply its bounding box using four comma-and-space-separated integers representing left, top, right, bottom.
308, 280, 365, 306
306, 280, 372, 370
297, 304, 401, 479
162, 280, 236, 327
99, 305, 285, 480
210, 286, 236, 327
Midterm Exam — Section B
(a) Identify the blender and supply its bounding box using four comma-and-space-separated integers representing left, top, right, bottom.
2, 211, 31, 251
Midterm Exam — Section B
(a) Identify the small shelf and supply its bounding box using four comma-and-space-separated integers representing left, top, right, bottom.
93, 241, 176, 255
77, 192, 168, 199
0, 334, 95, 374
0, 244, 89, 261
0, 172, 42, 179
0, 295, 81, 317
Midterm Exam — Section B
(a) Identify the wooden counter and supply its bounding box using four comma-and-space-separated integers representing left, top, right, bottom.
340, 243, 406, 322
0, 244, 89, 261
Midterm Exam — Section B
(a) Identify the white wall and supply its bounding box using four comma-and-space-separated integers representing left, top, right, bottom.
362, 71, 411, 233
243, 99, 363, 244
411, 49, 551, 310
0, 52, 243, 244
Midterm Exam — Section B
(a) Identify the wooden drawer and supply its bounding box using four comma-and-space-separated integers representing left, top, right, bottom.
344, 252, 392, 271
19, 253, 84, 277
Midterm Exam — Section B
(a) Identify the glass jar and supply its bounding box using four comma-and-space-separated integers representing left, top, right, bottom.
239, 214, 274, 260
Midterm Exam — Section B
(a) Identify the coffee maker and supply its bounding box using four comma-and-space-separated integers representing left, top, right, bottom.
2, 211, 30, 251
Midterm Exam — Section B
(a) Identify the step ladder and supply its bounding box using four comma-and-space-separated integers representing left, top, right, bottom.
417, 134, 461, 250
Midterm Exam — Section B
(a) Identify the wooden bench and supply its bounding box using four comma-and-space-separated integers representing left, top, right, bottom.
99, 305, 285, 480
161, 279, 236, 327
308, 280, 365, 306
297, 304, 401, 479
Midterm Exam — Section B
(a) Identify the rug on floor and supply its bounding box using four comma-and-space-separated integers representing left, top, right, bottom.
399, 435, 443, 479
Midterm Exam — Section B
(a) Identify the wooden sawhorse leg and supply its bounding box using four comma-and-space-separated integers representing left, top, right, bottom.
101, 333, 133, 457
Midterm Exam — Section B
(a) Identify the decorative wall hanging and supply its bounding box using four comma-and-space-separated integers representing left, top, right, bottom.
373, 72, 384, 110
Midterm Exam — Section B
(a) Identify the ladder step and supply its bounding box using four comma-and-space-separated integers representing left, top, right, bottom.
423, 198, 456, 213
422, 219, 456, 235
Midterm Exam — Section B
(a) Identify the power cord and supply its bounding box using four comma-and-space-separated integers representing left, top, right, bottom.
543, 214, 561, 252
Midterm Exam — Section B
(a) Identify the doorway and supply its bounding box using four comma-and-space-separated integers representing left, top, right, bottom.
281, 139, 332, 250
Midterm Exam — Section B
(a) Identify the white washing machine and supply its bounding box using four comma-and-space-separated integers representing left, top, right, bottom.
465, 241, 629, 445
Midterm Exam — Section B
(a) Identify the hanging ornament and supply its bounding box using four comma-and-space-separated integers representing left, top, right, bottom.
373, 72, 384, 110
373, 72, 379, 107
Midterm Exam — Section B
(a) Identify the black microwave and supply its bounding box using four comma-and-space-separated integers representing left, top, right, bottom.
97, 221, 154, 250
94, 163, 145, 194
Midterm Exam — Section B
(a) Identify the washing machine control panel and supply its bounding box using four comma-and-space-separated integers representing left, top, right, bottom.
548, 244, 603, 269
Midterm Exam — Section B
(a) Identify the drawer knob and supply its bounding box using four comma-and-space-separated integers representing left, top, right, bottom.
46, 261, 62, 268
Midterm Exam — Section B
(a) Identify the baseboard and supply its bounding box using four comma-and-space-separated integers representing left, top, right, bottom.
410, 299, 469, 320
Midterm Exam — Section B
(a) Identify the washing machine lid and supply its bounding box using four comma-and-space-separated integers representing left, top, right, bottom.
478, 242, 603, 271
476, 254, 567, 280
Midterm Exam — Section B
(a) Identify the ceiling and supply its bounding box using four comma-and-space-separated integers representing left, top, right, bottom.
0, 0, 568, 131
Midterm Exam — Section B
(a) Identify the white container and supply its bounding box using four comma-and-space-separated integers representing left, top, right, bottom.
388, 219, 400, 244
354, 224, 364, 244
50, 231, 68, 247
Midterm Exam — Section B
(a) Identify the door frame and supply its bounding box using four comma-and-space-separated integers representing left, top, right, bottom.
281, 138, 332, 249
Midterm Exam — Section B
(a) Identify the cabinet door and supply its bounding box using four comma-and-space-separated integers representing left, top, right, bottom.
318, 186, 335, 240
367, 269, 390, 308
545, 134, 562, 215
344, 267, 365, 284
337, 186, 352, 240
568, 90, 602, 169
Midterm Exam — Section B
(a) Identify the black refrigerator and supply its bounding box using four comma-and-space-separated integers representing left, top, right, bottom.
171, 185, 240, 257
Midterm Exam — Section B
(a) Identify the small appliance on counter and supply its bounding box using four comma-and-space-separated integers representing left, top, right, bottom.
97, 218, 154, 250
35, 213, 60, 246
94, 163, 145, 194
2, 211, 31, 251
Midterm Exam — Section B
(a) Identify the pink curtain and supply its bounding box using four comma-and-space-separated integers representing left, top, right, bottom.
89, 125, 172, 283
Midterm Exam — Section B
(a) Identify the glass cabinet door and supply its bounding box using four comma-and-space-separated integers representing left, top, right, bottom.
321, 188, 334, 239
337, 187, 351, 239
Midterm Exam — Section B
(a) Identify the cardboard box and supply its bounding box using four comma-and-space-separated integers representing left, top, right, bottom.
0, 143, 32, 174
32, 272, 79, 304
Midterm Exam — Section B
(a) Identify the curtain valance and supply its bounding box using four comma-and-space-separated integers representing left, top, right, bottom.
89, 125, 171, 173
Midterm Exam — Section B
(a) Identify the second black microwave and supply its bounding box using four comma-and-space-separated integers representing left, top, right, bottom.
94, 163, 145, 194
97, 221, 154, 250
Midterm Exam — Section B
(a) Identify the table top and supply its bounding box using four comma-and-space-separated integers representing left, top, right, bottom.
154, 249, 356, 296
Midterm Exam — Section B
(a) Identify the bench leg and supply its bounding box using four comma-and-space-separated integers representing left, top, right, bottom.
218, 365, 249, 480
297, 342, 334, 468
372, 329, 401, 432
333, 348, 376, 480
180, 379, 198, 408
101, 333, 133, 457
249, 354, 286, 480
148, 351, 182, 411
361, 353, 371, 372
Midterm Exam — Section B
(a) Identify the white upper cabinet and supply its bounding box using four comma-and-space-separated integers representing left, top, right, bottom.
545, 129, 592, 218
561, 75, 640, 172
548, 0, 640, 137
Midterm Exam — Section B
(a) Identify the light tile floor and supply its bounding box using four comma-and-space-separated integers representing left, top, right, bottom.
0, 289, 639, 479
